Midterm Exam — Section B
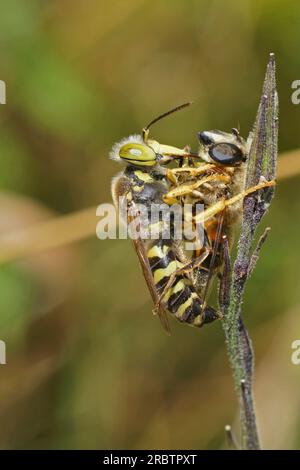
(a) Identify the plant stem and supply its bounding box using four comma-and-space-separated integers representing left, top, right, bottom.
221, 53, 278, 450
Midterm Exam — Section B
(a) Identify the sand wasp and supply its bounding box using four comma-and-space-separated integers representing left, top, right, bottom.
110, 104, 275, 332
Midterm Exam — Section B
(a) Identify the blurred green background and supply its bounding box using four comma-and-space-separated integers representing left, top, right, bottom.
0, 0, 300, 450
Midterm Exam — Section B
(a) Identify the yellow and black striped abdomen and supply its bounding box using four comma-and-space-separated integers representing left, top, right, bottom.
147, 239, 216, 327
123, 164, 218, 328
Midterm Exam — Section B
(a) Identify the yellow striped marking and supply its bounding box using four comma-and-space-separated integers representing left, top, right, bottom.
134, 170, 154, 183
162, 278, 185, 302
192, 315, 203, 327
153, 260, 178, 284
132, 185, 144, 192
175, 292, 198, 319
147, 244, 169, 259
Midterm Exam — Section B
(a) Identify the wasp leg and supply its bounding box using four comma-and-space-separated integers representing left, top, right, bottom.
166, 164, 235, 183
163, 174, 231, 204
166, 164, 216, 182
153, 248, 211, 314
194, 179, 276, 224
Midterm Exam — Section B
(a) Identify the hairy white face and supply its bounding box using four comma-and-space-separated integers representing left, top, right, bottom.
198, 129, 248, 166
109, 135, 158, 167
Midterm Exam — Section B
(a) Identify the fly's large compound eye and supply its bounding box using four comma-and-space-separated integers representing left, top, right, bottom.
208, 143, 245, 166
119, 143, 156, 166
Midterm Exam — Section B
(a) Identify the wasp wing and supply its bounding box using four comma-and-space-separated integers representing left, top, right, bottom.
131, 233, 171, 334
112, 174, 171, 334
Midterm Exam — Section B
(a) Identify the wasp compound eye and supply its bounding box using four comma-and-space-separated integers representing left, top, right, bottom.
208, 143, 245, 166
119, 143, 157, 167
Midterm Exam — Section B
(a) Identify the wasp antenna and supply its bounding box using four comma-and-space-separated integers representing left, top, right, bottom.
143, 102, 192, 136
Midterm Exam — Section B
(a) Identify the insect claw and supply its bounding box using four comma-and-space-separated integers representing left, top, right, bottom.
152, 308, 158, 316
